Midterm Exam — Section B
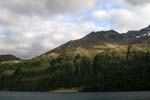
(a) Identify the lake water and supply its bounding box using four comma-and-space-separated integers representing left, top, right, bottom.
0, 91, 150, 100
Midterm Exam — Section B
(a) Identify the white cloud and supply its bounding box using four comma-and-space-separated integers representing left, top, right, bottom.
113, 2, 150, 32
0, 0, 98, 59
112, 9, 142, 32
92, 10, 111, 20
93, 0, 150, 32
0, 0, 150, 59
0, 15, 97, 59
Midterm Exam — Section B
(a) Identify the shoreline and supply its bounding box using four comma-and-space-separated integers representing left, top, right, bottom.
50, 88, 79, 92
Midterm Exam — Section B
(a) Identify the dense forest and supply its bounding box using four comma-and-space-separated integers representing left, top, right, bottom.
0, 44, 150, 92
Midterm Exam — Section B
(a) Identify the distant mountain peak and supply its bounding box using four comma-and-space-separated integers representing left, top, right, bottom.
0, 54, 21, 62
85, 29, 119, 38
105, 29, 119, 33
93, 29, 118, 34
37, 25, 150, 57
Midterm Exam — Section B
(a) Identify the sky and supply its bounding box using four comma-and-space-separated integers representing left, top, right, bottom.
0, 0, 150, 59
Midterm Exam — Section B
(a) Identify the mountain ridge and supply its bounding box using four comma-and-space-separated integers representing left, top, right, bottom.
0, 54, 21, 62
40, 25, 150, 57
0, 25, 150, 92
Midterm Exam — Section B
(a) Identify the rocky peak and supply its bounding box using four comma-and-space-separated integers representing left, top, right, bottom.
40, 25, 150, 56
147, 24, 150, 29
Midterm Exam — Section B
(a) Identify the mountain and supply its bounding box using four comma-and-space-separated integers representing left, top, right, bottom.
0, 54, 20, 62
42, 25, 150, 56
122, 25, 150, 44
0, 25, 150, 92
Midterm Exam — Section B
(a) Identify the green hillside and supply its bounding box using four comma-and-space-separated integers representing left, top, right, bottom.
0, 44, 150, 91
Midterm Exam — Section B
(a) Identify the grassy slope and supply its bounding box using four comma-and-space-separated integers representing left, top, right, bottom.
0, 43, 150, 91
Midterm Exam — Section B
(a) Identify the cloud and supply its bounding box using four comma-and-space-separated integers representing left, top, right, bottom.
0, 0, 96, 17
112, 9, 145, 32
125, 0, 150, 6
0, 0, 150, 59
0, 0, 98, 59
0, 15, 97, 59
113, 1, 150, 32
0, 0, 97, 27
92, 10, 111, 20
109, 0, 150, 6
93, 0, 150, 32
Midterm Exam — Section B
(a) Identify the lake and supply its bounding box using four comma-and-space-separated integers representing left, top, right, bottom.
0, 91, 150, 100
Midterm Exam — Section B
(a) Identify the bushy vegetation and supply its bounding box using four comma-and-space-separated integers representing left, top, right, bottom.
0, 45, 150, 92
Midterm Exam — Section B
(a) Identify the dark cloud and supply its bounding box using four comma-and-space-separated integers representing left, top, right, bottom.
0, 0, 96, 17
125, 0, 150, 5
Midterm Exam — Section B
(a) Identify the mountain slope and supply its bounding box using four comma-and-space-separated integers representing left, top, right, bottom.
45, 30, 122, 54
0, 54, 20, 62
41, 25, 150, 57
0, 25, 150, 92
